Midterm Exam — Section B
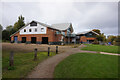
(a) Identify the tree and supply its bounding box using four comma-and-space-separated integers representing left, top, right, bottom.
2, 30, 10, 41
0, 24, 3, 31
6, 25, 13, 31
13, 15, 25, 31
96, 33, 106, 42
92, 29, 101, 35
107, 35, 117, 44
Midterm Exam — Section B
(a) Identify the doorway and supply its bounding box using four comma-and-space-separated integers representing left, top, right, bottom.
31, 37, 36, 44
22, 37, 26, 43
42, 37, 48, 44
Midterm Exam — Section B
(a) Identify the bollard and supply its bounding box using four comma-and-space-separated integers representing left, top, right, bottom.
9, 51, 14, 67
56, 46, 58, 54
48, 47, 50, 56
34, 48, 37, 60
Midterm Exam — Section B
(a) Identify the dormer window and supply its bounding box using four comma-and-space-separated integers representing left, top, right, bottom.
24, 29, 26, 32
29, 29, 32, 32
30, 21, 37, 26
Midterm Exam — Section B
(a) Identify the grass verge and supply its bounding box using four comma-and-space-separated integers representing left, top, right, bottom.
2, 51, 55, 78
81, 44, 119, 54
54, 53, 119, 78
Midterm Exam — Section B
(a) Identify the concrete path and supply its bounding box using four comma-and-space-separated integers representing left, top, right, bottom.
100, 52, 120, 56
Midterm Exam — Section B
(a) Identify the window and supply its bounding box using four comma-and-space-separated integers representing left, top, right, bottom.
35, 28, 37, 32
29, 29, 32, 32
41, 28, 44, 32
24, 29, 26, 32
56, 31, 61, 34
62, 32, 65, 36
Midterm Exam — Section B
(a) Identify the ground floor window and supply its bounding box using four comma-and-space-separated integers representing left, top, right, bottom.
22, 37, 26, 43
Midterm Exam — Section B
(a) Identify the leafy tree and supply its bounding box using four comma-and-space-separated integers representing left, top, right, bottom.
92, 29, 101, 35
107, 35, 116, 44
6, 25, 13, 31
2, 30, 10, 41
13, 15, 25, 31
96, 33, 106, 42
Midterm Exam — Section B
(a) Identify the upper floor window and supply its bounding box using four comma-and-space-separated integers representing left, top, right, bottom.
24, 29, 26, 32
30, 21, 37, 26
29, 29, 32, 32
35, 28, 37, 32
41, 28, 44, 32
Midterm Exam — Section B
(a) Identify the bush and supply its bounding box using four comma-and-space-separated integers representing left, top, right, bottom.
92, 40, 99, 44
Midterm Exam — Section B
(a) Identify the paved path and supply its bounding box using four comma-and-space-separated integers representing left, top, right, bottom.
26, 44, 119, 78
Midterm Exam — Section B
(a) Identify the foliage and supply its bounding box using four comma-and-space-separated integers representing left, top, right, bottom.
13, 15, 25, 31
2, 30, 10, 41
6, 25, 13, 32
96, 33, 106, 42
92, 39, 99, 44
0, 24, 3, 31
107, 35, 117, 44
2, 15, 25, 41
54, 53, 118, 78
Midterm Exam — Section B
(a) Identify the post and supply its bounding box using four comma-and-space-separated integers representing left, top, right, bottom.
9, 51, 14, 67
34, 48, 37, 60
56, 46, 58, 54
48, 47, 50, 56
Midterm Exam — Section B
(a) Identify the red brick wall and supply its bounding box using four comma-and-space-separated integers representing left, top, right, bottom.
80, 36, 87, 42
11, 27, 62, 42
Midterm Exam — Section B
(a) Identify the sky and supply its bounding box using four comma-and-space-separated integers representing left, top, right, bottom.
0, 0, 119, 36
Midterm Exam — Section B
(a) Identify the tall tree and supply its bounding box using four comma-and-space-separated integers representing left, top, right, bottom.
13, 15, 25, 31
92, 29, 101, 35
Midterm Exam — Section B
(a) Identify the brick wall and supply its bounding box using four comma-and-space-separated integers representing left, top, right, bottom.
11, 27, 63, 43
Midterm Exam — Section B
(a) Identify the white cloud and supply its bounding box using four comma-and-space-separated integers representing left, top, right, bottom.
1, 2, 118, 36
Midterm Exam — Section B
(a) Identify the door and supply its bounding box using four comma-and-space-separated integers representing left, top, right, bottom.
22, 37, 26, 43
14, 36, 18, 43
31, 37, 36, 44
42, 37, 48, 44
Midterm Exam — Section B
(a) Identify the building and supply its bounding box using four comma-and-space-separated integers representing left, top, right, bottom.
76, 30, 99, 43
10, 21, 74, 45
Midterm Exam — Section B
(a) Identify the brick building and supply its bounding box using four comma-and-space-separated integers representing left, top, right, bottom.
10, 21, 74, 45
76, 30, 99, 43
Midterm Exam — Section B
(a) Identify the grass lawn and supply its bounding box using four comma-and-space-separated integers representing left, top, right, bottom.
2, 51, 55, 78
54, 53, 119, 78
81, 44, 119, 54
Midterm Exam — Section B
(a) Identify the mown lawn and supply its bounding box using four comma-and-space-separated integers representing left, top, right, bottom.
54, 53, 119, 78
81, 44, 119, 54
2, 51, 55, 78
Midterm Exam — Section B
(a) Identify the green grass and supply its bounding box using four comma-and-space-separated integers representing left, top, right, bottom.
2, 51, 55, 78
54, 53, 119, 78
81, 44, 119, 54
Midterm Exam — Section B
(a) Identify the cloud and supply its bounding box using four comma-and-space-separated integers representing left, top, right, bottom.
1, 2, 118, 36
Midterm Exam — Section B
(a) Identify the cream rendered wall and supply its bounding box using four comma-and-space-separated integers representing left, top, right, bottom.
20, 23, 47, 34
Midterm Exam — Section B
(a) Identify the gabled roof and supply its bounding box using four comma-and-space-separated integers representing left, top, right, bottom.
77, 30, 99, 35
10, 21, 73, 37
51, 23, 73, 31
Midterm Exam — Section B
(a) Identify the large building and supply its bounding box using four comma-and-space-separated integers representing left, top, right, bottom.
10, 21, 74, 45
